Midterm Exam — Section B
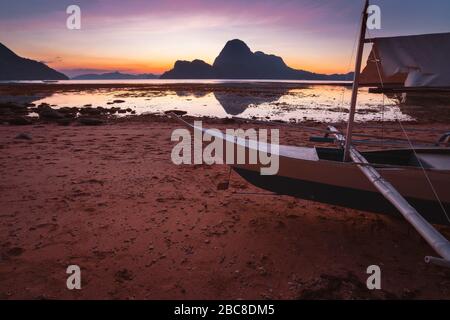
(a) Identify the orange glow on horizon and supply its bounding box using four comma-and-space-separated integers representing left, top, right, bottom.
26, 43, 354, 76
44, 55, 175, 75
47, 58, 350, 76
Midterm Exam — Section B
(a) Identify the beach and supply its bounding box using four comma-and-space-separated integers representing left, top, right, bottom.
1, 88, 450, 300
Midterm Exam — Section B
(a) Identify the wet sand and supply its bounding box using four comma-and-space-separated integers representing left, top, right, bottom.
1, 114, 449, 300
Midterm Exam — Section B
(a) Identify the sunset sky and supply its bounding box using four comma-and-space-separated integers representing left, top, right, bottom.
1, 0, 449, 77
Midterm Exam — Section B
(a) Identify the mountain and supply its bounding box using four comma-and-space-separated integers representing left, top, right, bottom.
159, 60, 215, 79
0, 43, 68, 80
161, 39, 353, 80
72, 71, 158, 80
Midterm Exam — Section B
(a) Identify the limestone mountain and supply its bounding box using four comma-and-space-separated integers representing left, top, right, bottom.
0, 43, 68, 80
161, 39, 353, 80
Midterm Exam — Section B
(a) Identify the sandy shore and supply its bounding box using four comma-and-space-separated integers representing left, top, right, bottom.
1, 114, 449, 300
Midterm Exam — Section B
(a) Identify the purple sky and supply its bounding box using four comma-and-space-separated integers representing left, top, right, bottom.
1, 0, 449, 76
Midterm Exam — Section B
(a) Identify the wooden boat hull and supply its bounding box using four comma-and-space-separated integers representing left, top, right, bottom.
176, 118, 450, 225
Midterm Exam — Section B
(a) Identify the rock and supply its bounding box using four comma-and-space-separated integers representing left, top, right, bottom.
77, 117, 104, 126
58, 107, 78, 118
79, 107, 102, 116
117, 109, 127, 114
7, 247, 25, 257
217, 181, 229, 190
0, 103, 28, 116
0, 107, 14, 116
108, 107, 119, 114
113, 99, 125, 103
13, 106, 29, 115
114, 269, 134, 282
8, 116, 32, 125
0, 102, 20, 109
222, 117, 236, 124
38, 106, 64, 120
164, 110, 187, 116
15, 133, 32, 140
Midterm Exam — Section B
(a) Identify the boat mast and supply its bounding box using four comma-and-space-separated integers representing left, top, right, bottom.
343, 0, 370, 162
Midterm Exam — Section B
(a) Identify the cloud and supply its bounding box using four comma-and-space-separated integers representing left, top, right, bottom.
39, 56, 63, 64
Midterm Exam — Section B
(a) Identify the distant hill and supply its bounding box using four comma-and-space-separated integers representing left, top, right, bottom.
0, 43, 68, 80
72, 71, 158, 80
161, 39, 353, 80
159, 60, 215, 79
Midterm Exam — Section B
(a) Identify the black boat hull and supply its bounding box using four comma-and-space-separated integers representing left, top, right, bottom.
234, 167, 450, 226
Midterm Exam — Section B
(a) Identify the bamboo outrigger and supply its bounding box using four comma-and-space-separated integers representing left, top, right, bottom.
342, 0, 450, 267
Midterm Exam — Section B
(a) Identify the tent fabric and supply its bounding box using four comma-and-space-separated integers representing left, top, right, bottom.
359, 45, 406, 86
360, 32, 450, 87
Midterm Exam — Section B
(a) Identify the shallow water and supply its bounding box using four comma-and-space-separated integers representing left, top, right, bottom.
29, 84, 412, 123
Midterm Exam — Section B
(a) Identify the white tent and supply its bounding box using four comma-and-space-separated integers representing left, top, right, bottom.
361, 32, 450, 87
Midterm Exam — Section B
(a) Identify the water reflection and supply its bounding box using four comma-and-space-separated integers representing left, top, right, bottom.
213, 90, 288, 115
27, 85, 418, 122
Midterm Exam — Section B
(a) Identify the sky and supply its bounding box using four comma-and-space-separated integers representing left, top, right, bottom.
0, 0, 449, 77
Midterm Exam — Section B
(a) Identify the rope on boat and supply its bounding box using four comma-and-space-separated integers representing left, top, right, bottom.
396, 119, 450, 224
329, 126, 450, 264
366, 28, 450, 225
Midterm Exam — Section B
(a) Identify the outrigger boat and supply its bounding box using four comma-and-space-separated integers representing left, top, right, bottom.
171, 0, 450, 267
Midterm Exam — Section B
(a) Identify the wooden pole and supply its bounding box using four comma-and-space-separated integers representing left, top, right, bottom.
343, 0, 369, 162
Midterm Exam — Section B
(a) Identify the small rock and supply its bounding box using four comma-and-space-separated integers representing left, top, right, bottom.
7, 247, 25, 256
0, 107, 14, 116
217, 181, 229, 190
58, 107, 78, 117
8, 117, 32, 125
164, 110, 187, 116
15, 133, 32, 140
38, 106, 64, 120
114, 269, 134, 282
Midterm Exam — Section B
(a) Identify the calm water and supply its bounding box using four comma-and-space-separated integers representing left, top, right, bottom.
3, 80, 413, 122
